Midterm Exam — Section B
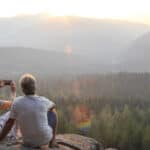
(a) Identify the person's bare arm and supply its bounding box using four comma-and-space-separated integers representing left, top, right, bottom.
0, 81, 16, 111
0, 101, 12, 110
10, 81, 16, 101
0, 118, 15, 141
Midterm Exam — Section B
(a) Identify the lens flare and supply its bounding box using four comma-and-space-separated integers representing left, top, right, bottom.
73, 105, 92, 135
64, 45, 73, 56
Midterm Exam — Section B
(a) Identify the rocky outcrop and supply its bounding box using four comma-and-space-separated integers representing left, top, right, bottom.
105, 148, 118, 150
0, 134, 103, 150
56, 134, 103, 150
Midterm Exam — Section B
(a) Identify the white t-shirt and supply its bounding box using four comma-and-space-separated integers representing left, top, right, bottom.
10, 95, 55, 147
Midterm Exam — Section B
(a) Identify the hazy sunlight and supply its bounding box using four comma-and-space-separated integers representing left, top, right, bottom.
0, 0, 150, 24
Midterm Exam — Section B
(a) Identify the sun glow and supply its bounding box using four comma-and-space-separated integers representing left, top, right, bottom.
39, 0, 150, 21
0, 0, 150, 24
43, 0, 74, 17
64, 45, 73, 56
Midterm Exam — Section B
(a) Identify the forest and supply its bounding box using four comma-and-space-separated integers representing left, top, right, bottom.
1, 72, 150, 150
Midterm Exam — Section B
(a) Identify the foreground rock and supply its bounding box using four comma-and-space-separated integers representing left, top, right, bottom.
0, 134, 103, 150
105, 148, 118, 150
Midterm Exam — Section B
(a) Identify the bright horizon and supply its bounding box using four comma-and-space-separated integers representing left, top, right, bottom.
0, 0, 150, 25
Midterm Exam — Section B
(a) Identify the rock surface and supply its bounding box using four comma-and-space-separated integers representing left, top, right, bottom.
105, 148, 118, 150
0, 134, 103, 150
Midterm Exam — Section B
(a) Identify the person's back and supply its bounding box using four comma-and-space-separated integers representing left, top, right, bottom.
0, 74, 58, 148
0, 74, 57, 149
11, 95, 54, 147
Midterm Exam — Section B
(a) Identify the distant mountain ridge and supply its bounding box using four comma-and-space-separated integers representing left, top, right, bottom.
0, 15, 149, 65
120, 31, 150, 72
0, 47, 112, 76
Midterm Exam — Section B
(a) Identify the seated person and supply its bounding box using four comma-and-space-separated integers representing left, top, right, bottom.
0, 81, 18, 139
0, 74, 58, 149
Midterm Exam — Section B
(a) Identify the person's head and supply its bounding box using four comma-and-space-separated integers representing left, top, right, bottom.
19, 73, 36, 95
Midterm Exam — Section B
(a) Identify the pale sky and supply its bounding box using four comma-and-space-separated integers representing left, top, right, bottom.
0, 0, 150, 24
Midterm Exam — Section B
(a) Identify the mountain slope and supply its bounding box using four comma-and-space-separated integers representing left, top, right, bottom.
0, 15, 149, 65
120, 32, 150, 72
0, 47, 111, 76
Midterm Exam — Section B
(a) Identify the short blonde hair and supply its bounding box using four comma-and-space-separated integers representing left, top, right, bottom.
19, 74, 36, 95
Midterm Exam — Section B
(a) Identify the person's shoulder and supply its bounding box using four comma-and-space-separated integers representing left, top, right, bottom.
13, 96, 24, 104
40, 96, 51, 102
39, 96, 55, 107
14, 96, 24, 101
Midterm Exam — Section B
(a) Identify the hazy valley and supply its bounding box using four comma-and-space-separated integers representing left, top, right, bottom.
0, 15, 150, 76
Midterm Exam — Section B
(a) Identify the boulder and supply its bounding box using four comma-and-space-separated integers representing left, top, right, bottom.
105, 148, 118, 150
0, 134, 103, 150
